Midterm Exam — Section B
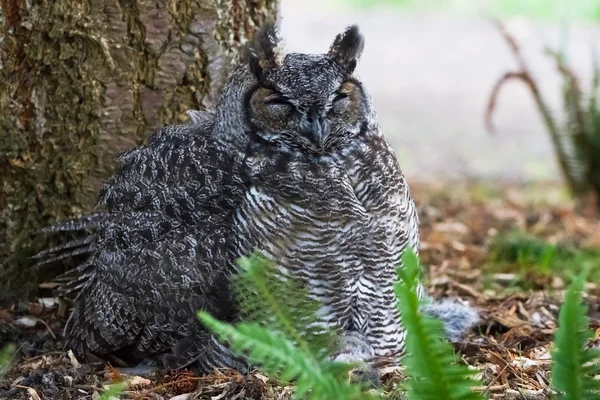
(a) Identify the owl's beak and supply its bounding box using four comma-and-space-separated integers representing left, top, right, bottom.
306, 107, 326, 147
311, 118, 325, 145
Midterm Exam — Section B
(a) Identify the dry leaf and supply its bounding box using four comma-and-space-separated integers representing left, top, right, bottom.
26, 388, 41, 400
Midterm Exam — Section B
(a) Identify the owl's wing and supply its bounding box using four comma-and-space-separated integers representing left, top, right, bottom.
37, 112, 249, 364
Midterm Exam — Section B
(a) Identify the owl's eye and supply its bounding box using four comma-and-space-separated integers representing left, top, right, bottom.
330, 93, 351, 115
264, 97, 293, 117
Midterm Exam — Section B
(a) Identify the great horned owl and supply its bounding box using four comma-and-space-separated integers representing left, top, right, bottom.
38, 22, 475, 373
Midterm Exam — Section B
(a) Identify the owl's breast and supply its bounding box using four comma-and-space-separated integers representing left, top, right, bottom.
232, 168, 408, 327
232, 134, 417, 350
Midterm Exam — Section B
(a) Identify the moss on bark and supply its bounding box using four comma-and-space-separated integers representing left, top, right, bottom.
0, 0, 278, 303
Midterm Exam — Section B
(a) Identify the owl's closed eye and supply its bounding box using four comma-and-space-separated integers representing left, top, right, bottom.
246, 79, 368, 151
248, 88, 296, 132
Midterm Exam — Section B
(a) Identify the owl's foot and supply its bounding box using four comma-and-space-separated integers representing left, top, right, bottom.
331, 331, 374, 363
421, 297, 480, 342
330, 331, 381, 388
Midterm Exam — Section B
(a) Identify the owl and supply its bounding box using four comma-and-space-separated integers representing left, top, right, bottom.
38, 21, 471, 374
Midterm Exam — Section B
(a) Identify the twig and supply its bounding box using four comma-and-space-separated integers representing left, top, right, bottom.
16, 351, 65, 364
130, 376, 203, 400
73, 384, 105, 391
33, 317, 57, 339
485, 362, 511, 393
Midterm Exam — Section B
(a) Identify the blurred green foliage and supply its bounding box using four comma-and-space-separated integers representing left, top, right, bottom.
0, 344, 16, 376
342, 0, 600, 22
98, 382, 127, 400
486, 231, 600, 290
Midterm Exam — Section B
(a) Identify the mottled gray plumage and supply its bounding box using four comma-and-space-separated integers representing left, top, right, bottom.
38, 21, 475, 373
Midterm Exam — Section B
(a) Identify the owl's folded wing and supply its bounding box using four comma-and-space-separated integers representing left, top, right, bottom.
36, 113, 249, 362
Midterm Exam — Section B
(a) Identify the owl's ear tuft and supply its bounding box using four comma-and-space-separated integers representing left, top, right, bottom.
244, 19, 280, 80
328, 25, 364, 74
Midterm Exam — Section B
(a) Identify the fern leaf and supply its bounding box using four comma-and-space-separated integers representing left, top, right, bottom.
198, 312, 377, 400
551, 275, 600, 400
233, 253, 339, 359
199, 253, 381, 400
395, 249, 486, 400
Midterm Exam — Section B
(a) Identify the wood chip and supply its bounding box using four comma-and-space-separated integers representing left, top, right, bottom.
14, 317, 38, 328
68, 350, 81, 368
26, 388, 41, 400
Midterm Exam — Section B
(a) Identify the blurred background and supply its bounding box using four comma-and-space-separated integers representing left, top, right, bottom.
279, 0, 600, 183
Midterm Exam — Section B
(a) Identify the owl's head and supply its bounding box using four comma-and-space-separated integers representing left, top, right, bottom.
240, 21, 371, 154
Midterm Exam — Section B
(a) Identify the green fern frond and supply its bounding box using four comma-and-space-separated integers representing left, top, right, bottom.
395, 249, 486, 400
198, 313, 378, 400
233, 253, 339, 359
551, 48, 600, 198
551, 274, 600, 399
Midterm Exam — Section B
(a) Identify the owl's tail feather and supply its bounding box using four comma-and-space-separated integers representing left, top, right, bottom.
39, 212, 106, 233
33, 235, 95, 260
34, 212, 104, 264
33, 213, 105, 298
33, 242, 96, 267
52, 259, 96, 298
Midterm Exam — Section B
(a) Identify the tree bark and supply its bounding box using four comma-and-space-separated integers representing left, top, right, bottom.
0, 0, 278, 302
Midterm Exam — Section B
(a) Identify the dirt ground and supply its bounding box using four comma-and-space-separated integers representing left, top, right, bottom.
2, 181, 600, 399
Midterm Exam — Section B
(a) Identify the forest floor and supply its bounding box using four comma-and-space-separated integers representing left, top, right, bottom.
1, 180, 600, 400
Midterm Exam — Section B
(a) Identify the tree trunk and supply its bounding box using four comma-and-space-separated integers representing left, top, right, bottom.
0, 0, 278, 302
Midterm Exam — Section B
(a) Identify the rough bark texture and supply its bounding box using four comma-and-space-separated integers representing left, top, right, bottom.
0, 0, 278, 302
